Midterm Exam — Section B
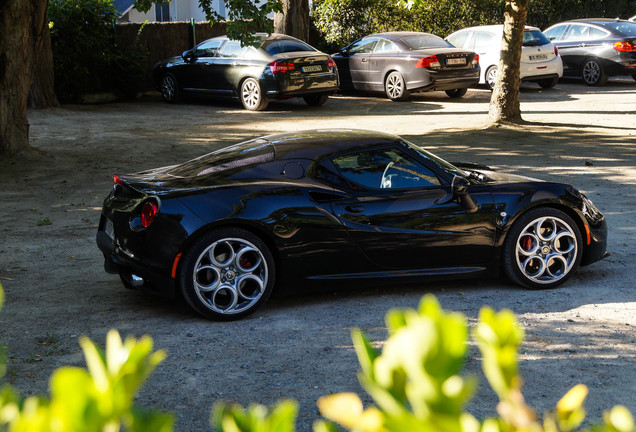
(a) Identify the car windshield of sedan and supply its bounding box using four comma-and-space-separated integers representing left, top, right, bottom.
400, 35, 453, 50
522, 30, 551, 46
164, 139, 275, 178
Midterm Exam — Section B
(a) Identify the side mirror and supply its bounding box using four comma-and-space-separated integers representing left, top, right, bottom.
451, 175, 478, 213
182, 50, 195, 61
339, 48, 348, 56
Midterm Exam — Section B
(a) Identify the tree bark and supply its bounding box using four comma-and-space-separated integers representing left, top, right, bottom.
274, 0, 310, 41
29, 5, 59, 109
0, 0, 49, 156
488, 0, 528, 124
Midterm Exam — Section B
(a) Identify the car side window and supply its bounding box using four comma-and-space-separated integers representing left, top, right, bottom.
544, 25, 567, 41
348, 38, 379, 54
589, 26, 609, 39
446, 31, 470, 48
218, 40, 246, 58
332, 148, 440, 190
473, 31, 497, 50
374, 38, 398, 52
194, 39, 224, 57
563, 24, 590, 40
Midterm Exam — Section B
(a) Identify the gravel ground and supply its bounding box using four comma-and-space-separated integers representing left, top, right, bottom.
1, 77, 635, 431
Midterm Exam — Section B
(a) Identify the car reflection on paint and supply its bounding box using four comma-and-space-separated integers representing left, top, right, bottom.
96, 130, 608, 321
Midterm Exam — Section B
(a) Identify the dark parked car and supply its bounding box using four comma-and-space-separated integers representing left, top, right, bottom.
543, 19, 636, 85
153, 33, 338, 110
97, 130, 608, 320
332, 32, 480, 100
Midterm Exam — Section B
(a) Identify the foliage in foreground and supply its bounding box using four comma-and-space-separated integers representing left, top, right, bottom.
214, 295, 635, 432
0, 283, 174, 431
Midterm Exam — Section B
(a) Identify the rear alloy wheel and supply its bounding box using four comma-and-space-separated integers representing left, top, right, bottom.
240, 78, 269, 111
445, 88, 468, 98
160, 73, 181, 103
486, 66, 498, 90
538, 77, 559, 89
582, 58, 608, 86
503, 208, 582, 290
385, 71, 410, 101
179, 228, 275, 320
303, 94, 329, 106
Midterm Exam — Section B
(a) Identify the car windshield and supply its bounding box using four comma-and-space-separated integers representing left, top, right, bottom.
165, 139, 275, 178
522, 30, 551, 46
399, 35, 453, 49
598, 21, 636, 36
402, 140, 468, 178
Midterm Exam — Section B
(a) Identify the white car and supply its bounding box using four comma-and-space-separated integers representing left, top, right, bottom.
446, 24, 563, 89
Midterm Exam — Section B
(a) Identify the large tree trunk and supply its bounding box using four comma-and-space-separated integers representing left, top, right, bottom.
274, 0, 310, 41
488, 0, 528, 124
0, 0, 48, 156
29, 5, 59, 109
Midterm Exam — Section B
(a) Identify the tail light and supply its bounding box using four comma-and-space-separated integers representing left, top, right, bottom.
140, 200, 158, 228
327, 58, 337, 71
614, 41, 634, 52
269, 61, 296, 74
416, 55, 441, 69
113, 174, 124, 185
472, 53, 480, 65
554, 45, 559, 56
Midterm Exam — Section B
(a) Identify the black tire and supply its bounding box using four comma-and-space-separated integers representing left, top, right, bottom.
384, 71, 410, 101
503, 208, 582, 290
240, 78, 269, 111
160, 72, 181, 103
486, 66, 498, 90
538, 77, 559, 89
581, 58, 608, 86
178, 228, 275, 320
445, 88, 468, 98
303, 94, 329, 106
631, 73, 636, 82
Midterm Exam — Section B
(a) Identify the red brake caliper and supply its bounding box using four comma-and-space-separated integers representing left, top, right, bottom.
522, 236, 533, 251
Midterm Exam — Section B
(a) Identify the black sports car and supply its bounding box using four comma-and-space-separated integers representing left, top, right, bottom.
543, 19, 636, 85
96, 130, 608, 320
332, 32, 480, 100
153, 33, 338, 110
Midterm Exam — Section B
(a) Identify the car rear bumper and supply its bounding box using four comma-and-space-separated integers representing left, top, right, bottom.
263, 72, 338, 99
408, 69, 481, 92
521, 55, 563, 80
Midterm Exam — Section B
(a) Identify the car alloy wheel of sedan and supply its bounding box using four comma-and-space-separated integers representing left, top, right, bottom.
385, 71, 410, 101
504, 208, 582, 289
582, 58, 608, 86
240, 78, 269, 111
178, 228, 275, 320
160, 73, 180, 103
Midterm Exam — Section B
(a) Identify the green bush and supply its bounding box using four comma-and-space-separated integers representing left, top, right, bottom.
48, 0, 147, 102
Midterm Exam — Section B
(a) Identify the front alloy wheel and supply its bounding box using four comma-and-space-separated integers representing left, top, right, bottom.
385, 71, 410, 101
179, 228, 275, 320
503, 208, 582, 289
160, 73, 181, 103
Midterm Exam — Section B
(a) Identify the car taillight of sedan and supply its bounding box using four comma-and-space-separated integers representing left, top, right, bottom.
269, 61, 297, 74
614, 41, 635, 52
416, 55, 442, 69
327, 58, 337, 72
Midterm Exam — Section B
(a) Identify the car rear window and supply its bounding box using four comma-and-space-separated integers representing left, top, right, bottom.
165, 139, 275, 178
598, 21, 636, 36
400, 35, 453, 49
522, 30, 551, 46
262, 40, 315, 55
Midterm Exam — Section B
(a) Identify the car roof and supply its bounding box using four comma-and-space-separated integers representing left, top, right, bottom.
449, 24, 541, 33
550, 18, 630, 25
364, 31, 441, 40
201, 33, 304, 44
261, 129, 402, 160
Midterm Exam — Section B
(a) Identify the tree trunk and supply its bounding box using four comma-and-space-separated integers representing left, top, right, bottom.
29, 5, 59, 109
274, 0, 310, 41
488, 0, 528, 124
0, 0, 47, 156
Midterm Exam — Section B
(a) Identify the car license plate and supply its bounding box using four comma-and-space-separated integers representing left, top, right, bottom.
529, 54, 548, 61
104, 218, 114, 239
446, 58, 466, 65
301, 65, 323, 73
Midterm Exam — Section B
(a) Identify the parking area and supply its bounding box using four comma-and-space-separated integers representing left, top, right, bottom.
1, 77, 635, 430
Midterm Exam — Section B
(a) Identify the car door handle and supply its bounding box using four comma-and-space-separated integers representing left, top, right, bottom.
361, 58, 368, 63
344, 205, 365, 213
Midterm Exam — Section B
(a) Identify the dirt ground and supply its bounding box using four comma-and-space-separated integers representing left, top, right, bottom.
1, 77, 635, 431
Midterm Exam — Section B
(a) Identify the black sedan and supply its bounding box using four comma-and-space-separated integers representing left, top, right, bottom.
543, 19, 636, 85
153, 33, 338, 110
332, 32, 480, 100
96, 130, 608, 320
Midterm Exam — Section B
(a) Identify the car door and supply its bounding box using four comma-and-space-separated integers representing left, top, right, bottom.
183, 39, 225, 92
338, 37, 380, 90
326, 146, 498, 270
549, 24, 598, 73
365, 38, 401, 91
